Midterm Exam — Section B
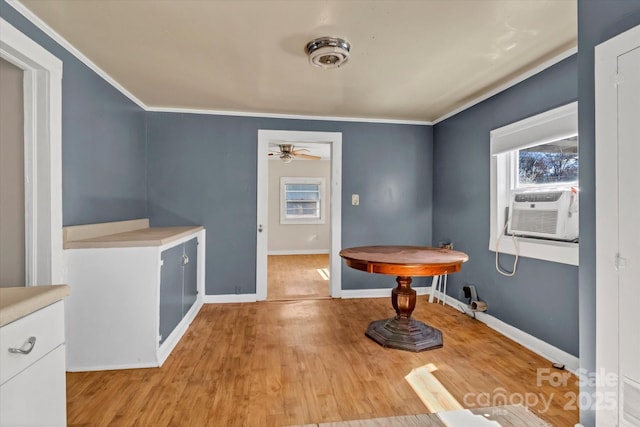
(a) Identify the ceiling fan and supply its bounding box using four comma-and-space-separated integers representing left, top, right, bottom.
268, 144, 321, 163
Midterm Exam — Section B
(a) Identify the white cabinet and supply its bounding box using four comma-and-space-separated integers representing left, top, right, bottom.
64, 227, 205, 371
0, 301, 67, 427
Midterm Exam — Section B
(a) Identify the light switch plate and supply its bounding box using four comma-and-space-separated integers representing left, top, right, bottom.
352, 194, 359, 205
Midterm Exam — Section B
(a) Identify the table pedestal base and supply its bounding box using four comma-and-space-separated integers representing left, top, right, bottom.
365, 317, 443, 352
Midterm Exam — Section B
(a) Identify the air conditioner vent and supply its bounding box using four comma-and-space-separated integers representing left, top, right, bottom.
514, 191, 563, 203
511, 209, 559, 235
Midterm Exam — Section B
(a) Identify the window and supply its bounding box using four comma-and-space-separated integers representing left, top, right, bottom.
280, 177, 325, 224
490, 102, 578, 265
517, 136, 578, 188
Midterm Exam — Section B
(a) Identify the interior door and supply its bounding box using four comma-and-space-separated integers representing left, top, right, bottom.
595, 24, 640, 426
618, 45, 640, 426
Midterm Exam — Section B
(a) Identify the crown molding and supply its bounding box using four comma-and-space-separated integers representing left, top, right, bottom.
145, 106, 432, 125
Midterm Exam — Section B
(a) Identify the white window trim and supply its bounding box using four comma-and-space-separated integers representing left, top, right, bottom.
489, 102, 579, 266
280, 177, 326, 225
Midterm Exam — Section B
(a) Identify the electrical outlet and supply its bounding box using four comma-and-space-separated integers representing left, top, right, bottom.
352, 194, 359, 205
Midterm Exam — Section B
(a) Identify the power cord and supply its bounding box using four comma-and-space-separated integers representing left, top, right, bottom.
457, 303, 476, 319
495, 216, 519, 276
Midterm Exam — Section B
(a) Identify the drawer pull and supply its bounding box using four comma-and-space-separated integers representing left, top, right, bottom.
8, 336, 37, 355
182, 254, 189, 266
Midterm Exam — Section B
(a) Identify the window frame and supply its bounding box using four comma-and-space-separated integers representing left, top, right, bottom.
279, 177, 326, 225
489, 102, 579, 266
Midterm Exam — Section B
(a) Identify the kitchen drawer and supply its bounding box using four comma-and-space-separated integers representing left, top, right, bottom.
0, 300, 65, 385
0, 344, 66, 426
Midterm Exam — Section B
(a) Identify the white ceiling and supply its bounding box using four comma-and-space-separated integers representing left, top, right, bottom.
16, 0, 576, 123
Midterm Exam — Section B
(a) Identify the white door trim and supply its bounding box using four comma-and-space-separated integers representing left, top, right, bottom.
0, 17, 64, 285
257, 130, 342, 300
595, 23, 640, 426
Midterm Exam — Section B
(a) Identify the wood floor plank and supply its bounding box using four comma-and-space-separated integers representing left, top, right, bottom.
66, 297, 579, 426
268, 254, 330, 300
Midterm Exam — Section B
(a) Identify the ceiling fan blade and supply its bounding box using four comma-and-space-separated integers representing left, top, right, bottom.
294, 153, 321, 160
292, 148, 310, 154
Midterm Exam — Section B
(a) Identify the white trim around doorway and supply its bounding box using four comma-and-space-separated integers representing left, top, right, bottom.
0, 17, 64, 286
257, 130, 342, 301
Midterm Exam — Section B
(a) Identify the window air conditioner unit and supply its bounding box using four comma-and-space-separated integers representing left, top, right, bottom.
508, 189, 579, 241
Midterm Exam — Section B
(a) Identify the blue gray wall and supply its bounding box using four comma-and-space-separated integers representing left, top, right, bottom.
0, 1, 147, 226
6, 2, 640, 423
146, 113, 433, 295
578, 1, 640, 426
432, 55, 579, 357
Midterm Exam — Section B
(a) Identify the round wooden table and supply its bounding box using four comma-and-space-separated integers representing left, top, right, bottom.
340, 245, 469, 352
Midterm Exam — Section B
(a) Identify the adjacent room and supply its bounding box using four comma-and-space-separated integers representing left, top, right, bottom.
1, 1, 639, 427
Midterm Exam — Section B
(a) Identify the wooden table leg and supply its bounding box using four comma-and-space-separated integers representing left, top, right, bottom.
365, 275, 443, 352
391, 276, 416, 318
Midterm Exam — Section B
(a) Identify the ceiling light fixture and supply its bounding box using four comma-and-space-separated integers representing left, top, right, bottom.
305, 36, 351, 69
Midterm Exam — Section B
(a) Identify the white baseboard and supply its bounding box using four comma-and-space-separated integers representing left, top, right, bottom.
341, 286, 431, 299
66, 361, 159, 372
438, 292, 580, 373
203, 293, 258, 303
267, 249, 330, 255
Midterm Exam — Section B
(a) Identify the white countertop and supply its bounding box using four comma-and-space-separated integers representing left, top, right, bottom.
63, 219, 203, 249
0, 285, 70, 327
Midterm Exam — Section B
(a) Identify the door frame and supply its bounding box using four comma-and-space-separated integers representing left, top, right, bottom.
595, 23, 640, 426
0, 17, 64, 285
257, 130, 342, 300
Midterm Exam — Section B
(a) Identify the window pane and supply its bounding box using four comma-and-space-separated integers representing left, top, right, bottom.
286, 201, 319, 217
285, 183, 320, 202
518, 136, 578, 186
286, 184, 318, 192
286, 191, 319, 201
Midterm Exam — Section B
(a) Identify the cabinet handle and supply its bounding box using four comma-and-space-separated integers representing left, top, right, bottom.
182, 254, 189, 266
8, 336, 36, 355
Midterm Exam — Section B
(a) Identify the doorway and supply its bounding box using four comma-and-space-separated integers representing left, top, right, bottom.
256, 130, 342, 301
0, 17, 64, 286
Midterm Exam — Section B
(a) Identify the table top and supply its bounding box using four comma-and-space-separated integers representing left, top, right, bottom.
339, 245, 469, 276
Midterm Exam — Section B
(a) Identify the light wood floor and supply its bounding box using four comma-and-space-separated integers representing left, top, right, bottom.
66, 298, 579, 427
268, 254, 330, 300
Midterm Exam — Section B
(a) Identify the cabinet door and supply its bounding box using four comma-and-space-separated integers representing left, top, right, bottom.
159, 244, 183, 345
0, 345, 66, 426
183, 238, 198, 315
